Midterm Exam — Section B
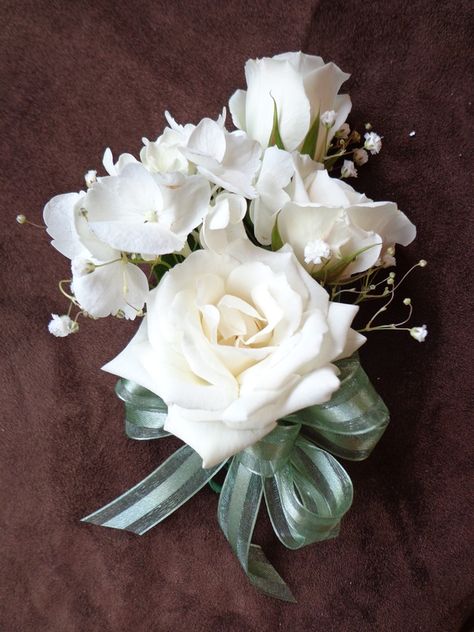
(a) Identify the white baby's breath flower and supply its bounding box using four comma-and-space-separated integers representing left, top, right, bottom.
304, 239, 331, 265
71, 257, 95, 277
364, 132, 382, 155
341, 160, 357, 178
410, 325, 428, 342
48, 314, 78, 337
353, 148, 369, 166
321, 110, 337, 127
84, 170, 97, 188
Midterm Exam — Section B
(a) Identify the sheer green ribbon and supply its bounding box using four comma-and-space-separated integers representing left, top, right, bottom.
82, 357, 389, 600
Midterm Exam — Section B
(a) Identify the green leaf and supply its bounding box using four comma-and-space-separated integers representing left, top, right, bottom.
271, 218, 283, 251
268, 96, 285, 150
300, 110, 320, 159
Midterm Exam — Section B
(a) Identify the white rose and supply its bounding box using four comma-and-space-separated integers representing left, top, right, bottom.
278, 169, 416, 279
229, 51, 351, 159
103, 240, 365, 467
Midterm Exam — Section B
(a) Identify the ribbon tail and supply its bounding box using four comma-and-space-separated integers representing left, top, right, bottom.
217, 456, 296, 603
82, 444, 225, 535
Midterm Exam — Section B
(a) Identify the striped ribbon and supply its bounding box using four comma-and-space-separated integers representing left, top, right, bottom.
82, 356, 389, 601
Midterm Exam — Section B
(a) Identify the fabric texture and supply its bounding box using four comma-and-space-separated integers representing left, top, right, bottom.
1, 0, 473, 630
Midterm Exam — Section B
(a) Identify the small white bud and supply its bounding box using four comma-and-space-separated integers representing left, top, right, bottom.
16, 214, 27, 224
410, 325, 428, 342
364, 131, 383, 155
341, 160, 358, 179
71, 257, 95, 277
419, 259, 427, 267
353, 148, 369, 166
48, 314, 78, 337
321, 110, 337, 128
335, 123, 350, 139
365, 122, 373, 131
84, 170, 97, 188
409, 130, 416, 137
403, 298, 411, 305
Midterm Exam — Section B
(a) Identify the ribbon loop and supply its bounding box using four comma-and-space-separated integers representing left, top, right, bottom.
293, 356, 390, 460
115, 379, 170, 440
263, 437, 353, 550
217, 451, 296, 602
238, 423, 301, 477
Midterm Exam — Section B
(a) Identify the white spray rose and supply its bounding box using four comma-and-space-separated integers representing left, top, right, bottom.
278, 168, 416, 279
229, 51, 351, 159
103, 240, 365, 467
43, 192, 149, 319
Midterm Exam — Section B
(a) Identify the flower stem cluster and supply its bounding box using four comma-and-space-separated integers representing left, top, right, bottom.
330, 259, 428, 341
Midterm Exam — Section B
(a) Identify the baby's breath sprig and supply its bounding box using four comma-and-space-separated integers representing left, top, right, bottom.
337, 259, 429, 341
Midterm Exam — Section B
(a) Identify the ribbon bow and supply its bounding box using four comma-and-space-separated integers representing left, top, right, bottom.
82, 356, 389, 602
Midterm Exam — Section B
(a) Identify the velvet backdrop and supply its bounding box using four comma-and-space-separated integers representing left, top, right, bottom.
1, 1, 473, 630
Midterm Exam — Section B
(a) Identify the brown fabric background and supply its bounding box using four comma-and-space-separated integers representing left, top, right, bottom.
1, 1, 473, 630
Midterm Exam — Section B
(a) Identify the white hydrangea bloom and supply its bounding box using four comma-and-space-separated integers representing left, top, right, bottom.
140, 112, 195, 174
182, 115, 261, 198
43, 192, 148, 320
249, 146, 294, 245
84, 163, 210, 256
200, 192, 247, 253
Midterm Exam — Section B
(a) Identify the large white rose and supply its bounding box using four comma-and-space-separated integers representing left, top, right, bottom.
229, 51, 351, 158
103, 240, 365, 467
278, 169, 416, 279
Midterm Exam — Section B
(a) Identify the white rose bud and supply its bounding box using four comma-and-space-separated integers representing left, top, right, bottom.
353, 148, 369, 166
84, 170, 97, 188
321, 110, 337, 128
335, 123, 350, 139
